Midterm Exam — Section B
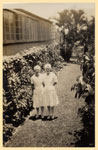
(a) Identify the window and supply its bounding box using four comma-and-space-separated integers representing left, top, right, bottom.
15, 14, 23, 41
3, 10, 53, 44
3, 10, 16, 43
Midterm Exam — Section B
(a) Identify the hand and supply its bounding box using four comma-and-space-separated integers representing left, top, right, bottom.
42, 82, 45, 87
53, 82, 57, 86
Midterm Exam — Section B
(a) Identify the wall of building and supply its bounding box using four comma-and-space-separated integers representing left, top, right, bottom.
3, 9, 60, 56
3, 40, 59, 56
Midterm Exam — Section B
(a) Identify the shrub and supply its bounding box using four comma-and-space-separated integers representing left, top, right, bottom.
3, 43, 64, 144
60, 43, 73, 61
71, 49, 95, 146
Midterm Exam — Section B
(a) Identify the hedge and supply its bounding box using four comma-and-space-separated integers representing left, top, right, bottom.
3, 43, 64, 144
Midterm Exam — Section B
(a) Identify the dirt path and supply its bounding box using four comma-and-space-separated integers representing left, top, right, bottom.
5, 62, 85, 147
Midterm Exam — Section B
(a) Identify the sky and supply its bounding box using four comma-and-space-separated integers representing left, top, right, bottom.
3, 3, 95, 20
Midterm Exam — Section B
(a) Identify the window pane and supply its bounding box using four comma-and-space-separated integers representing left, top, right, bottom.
20, 28, 22, 33
4, 10, 16, 42
11, 34, 15, 40
16, 34, 19, 40
15, 14, 23, 41
11, 25, 14, 33
5, 26, 9, 33
16, 21, 18, 27
16, 28, 19, 33
6, 34, 10, 40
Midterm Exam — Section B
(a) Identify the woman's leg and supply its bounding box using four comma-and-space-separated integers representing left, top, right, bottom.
41, 107, 44, 118
47, 106, 51, 119
36, 107, 39, 118
51, 107, 54, 119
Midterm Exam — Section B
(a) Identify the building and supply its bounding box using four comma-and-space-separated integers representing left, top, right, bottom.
3, 9, 59, 56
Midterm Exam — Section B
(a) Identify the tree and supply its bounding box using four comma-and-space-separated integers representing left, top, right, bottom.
53, 9, 88, 61
56, 9, 87, 42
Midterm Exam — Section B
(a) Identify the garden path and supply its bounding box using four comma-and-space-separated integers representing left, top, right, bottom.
5, 60, 85, 147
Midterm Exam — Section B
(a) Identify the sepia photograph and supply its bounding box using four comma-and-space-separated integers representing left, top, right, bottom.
2, 2, 95, 147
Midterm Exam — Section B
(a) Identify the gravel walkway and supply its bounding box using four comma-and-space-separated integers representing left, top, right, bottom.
5, 62, 85, 147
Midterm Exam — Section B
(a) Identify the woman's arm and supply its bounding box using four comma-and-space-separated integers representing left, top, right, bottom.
53, 73, 58, 86
42, 82, 45, 87
42, 74, 45, 87
31, 76, 35, 89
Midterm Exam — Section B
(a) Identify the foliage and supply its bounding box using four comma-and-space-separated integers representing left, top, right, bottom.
3, 43, 64, 144
71, 16, 95, 146
56, 9, 86, 29
71, 56, 95, 147
54, 9, 95, 62
74, 98, 95, 147
60, 42, 73, 61
71, 56, 95, 99
53, 9, 88, 61
71, 16, 95, 99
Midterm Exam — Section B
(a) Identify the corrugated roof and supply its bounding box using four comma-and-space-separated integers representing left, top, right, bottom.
4, 9, 52, 24
16, 9, 52, 23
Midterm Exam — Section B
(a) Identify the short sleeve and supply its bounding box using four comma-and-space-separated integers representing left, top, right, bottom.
53, 72, 58, 83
